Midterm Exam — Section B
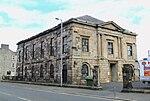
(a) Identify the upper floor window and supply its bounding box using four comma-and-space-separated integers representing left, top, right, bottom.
12, 63, 14, 67
63, 36, 67, 53
25, 46, 28, 60
50, 38, 54, 56
108, 42, 113, 54
19, 50, 21, 62
82, 38, 89, 52
12, 55, 15, 60
32, 44, 35, 59
41, 41, 44, 58
127, 44, 132, 56
7, 71, 11, 75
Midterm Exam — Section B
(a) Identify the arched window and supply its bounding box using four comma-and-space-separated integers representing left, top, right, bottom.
81, 64, 89, 79
40, 65, 44, 78
50, 64, 54, 78
62, 64, 67, 83
17, 67, 20, 77
25, 67, 27, 77
31, 66, 34, 78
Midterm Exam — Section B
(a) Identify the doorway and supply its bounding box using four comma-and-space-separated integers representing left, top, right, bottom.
62, 65, 67, 83
110, 63, 116, 82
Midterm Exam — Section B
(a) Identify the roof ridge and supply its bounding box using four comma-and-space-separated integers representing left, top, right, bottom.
75, 15, 105, 24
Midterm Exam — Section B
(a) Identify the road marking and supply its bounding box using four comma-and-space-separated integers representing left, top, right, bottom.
17, 97, 31, 101
0, 91, 31, 101
0, 91, 12, 96
26, 88, 122, 101
0, 83, 134, 101
26, 87, 136, 101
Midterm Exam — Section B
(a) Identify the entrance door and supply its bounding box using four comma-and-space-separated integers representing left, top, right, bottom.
110, 63, 116, 82
62, 65, 67, 83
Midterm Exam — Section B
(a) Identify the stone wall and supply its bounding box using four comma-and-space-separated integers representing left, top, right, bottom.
16, 19, 138, 84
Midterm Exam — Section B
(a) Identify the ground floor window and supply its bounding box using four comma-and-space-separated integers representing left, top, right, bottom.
40, 65, 44, 78
81, 64, 89, 79
62, 65, 67, 83
50, 64, 54, 78
32, 66, 35, 78
25, 67, 27, 77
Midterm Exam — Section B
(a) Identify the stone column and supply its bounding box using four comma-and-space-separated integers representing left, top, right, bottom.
120, 38, 123, 59
132, 43, 137, 60
117, 37, 121, 58
101, 34, 105, 58
97, 33, 101, 58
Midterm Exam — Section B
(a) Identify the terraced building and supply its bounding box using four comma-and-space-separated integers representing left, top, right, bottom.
0, 44, 17, 80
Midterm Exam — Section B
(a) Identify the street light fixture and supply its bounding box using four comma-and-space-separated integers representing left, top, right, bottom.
55, 18, 63, 86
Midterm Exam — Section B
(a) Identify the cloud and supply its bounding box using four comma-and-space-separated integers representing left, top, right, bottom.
0, 5, 41, 27
0, 16, 4, 25
0, 0, 150, 60
0, 26, 42, 51
132, 14, 150, 59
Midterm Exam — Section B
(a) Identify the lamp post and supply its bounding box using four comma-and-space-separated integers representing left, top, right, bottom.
55, 18, 63, 86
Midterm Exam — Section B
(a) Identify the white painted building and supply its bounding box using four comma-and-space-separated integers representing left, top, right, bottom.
0, 44, 17, 80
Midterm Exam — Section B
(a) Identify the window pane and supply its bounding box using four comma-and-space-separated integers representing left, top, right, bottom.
40, 65, 44, 78
41, 41, 44, 58
32, 44, 35, 59
41, 41, 44, 49
50, 64, 54, 78
19, 51, 21, 62
12, 63, 14, 67
63, 36, 67, 53
25, 67, 27, 77
81, 64, 88, 79
108, 42, 113, 54
32, 66, 35, 78
25, 46, 28, 60
127, 45, 132, 56
82, 38, 89, 52
50, 38, 54, 56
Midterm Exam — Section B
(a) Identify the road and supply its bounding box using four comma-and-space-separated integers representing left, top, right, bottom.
0, 82, 149, 101
0, 82, 120, 101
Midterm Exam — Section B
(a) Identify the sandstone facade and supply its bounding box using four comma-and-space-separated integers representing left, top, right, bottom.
16, 15, 139, 84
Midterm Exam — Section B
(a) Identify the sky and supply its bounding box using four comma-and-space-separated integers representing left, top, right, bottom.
0, 0, 149, 60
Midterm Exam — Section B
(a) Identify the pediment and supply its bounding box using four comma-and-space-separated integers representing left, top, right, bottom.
100, 21, 123, 31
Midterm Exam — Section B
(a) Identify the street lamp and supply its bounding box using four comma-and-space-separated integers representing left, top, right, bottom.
55, 18, 63, 86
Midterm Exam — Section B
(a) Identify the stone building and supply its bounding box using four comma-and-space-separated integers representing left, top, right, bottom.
16, 15, 139, 84
0, 44, 17, 80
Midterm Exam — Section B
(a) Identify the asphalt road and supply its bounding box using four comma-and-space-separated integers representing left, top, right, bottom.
0, 82, 149, 101
0, 82, 121, 101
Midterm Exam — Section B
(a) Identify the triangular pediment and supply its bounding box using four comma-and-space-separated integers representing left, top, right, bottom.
100, 21, 123, 31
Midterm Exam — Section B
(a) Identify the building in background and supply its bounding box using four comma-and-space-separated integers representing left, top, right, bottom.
0, 44, 17, 80
16, 15, 139, 84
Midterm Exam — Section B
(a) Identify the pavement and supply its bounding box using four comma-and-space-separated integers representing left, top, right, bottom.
1, 80, 150, 93
101, 81, 150, 93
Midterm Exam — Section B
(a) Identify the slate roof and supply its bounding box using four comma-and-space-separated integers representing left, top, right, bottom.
75, 15, 105, 24
17, 15, 136, 45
